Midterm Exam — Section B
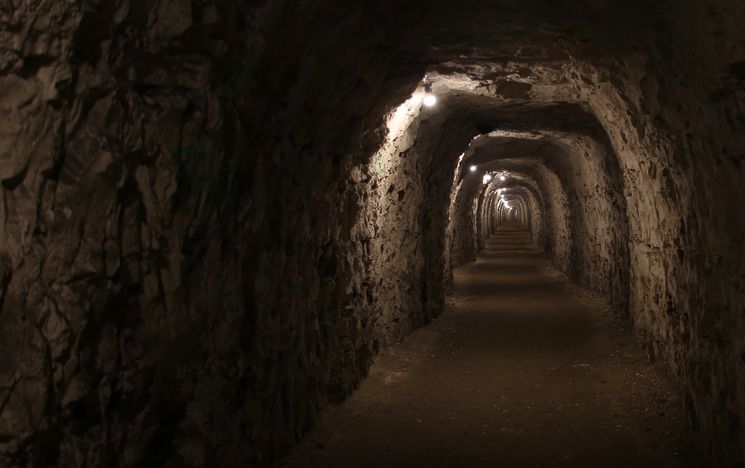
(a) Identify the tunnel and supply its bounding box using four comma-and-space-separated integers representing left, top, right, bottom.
1, 0, 744, 466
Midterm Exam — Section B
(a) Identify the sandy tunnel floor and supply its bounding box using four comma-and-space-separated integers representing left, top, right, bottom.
280, 229, 703, 467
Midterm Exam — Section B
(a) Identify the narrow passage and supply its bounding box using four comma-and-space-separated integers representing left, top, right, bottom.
281, 229, 701, 467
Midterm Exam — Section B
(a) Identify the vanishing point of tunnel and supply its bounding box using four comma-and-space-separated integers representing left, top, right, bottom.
1, 1, 744, 467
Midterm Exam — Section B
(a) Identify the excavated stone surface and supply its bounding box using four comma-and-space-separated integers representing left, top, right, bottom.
1, 0, 744, 466
0, 1, 422, 465
451, 128, 630, 311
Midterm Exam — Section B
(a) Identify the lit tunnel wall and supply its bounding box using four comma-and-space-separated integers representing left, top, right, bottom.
447, 118, 630, 308
1, 0, 744, 466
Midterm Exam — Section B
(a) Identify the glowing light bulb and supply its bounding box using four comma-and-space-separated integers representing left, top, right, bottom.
423, 94, 437, 107
469, 165, 478, 172
482, 174, 493, 184
500, 175, 507, 181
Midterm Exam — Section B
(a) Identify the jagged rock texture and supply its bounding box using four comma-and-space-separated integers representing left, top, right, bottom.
0, 0, 744, 466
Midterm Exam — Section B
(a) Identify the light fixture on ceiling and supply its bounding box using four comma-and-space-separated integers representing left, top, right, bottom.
469, 165, 478, 172
499, 174, 507, 181
422, 78, 437, 107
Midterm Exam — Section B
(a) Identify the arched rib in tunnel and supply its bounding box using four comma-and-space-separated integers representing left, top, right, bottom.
1, 0, 744, 466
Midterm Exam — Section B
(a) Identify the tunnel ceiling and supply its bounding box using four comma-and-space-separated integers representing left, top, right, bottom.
2, 0, 744, 466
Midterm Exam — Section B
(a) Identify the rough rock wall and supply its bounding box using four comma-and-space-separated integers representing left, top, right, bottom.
572, 33, 745, 462
545, 135, 629, 307
446, 179, 477, 268
520, 186, 544, 242
654, 4, 745, 453
0, 1, 435, 465
434, 9, 744, 456
531, 31, 745, 461
452, 129, 629, 311
1, 0, 745, 465
556, 135, 629, 307
359, 92, 437, 345
448, 173, 480, 267
418, 121, 479, 314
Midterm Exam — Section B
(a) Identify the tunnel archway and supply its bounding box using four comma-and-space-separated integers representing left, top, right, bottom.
1, 0, 744, 466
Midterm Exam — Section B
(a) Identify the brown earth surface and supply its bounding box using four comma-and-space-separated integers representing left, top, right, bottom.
280, 229, 704, 467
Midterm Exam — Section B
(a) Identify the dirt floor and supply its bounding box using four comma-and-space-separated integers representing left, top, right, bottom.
279, 229, 704, 467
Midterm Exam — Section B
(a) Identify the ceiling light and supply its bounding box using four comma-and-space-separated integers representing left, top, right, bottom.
422, 80, 437, 107
499, 175, 507, 181
469, 165, 478, 172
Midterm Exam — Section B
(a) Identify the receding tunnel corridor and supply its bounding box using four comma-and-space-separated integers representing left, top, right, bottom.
1, 1, 745, 467
282, 229, 701, 467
